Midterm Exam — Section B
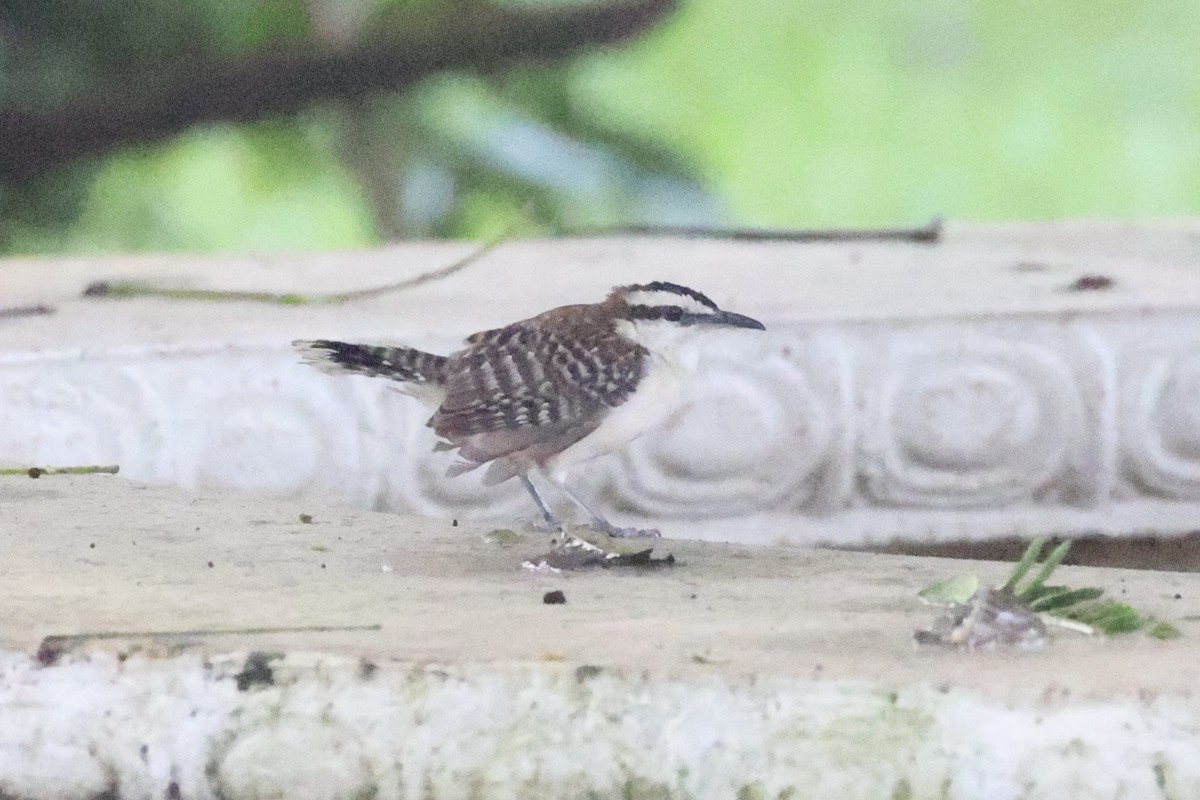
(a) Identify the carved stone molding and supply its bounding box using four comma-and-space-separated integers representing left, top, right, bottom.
7, 224, 1200, 544
1121, 328, 1200, 502
858, 323, 1113, 508
604, 333, 852, 518
4, 314, 1200, 545
0, 357, 169, 480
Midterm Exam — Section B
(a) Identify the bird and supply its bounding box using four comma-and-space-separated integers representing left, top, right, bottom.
294, 281, 765, 537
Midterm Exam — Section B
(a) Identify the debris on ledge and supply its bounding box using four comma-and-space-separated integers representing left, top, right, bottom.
916, 538, 1181, 649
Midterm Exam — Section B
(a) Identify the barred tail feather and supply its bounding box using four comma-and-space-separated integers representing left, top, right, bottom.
293, 339, 449, 386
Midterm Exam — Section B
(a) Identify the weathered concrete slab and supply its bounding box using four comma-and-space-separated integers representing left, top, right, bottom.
5, 473, 1196, 693
1, 475, 1199, 799
6, 221, 1200, 546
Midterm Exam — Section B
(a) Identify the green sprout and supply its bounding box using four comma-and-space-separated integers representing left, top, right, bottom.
918, 537, 1181, 646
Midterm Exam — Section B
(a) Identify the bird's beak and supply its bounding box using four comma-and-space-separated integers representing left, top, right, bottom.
710, 310, 766, 330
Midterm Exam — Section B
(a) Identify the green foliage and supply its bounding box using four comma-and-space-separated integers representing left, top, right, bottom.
5, 120, 378, 253
921, 537, 1182, 642
0, 0, 314, 106
917, 573, 977, 606
4, 0, 1200, 253
575, 0, 1200, 225
1002, 538, 1073, 595
1008, 538, 1181, 638
1021, 586, 1105, 613
1149, 621, 1184, 641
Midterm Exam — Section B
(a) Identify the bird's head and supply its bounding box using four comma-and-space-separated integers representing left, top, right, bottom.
608, 281, 765, 331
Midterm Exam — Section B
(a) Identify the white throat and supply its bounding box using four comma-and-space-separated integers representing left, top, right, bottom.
614, 319, 700, 371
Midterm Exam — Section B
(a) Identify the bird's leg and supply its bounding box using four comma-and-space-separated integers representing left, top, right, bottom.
553, 480, 661, 539
519, 474, 562, 531
516, 473, 624, 569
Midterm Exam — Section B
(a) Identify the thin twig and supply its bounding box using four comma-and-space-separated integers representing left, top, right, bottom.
0, 304, 55, 319
82, 234, 504, 305
37, 624, 382, 664
330, 233, 503, 302
1, 464, 120, 477
567, 217, 943, 243
42, 623, 381, 644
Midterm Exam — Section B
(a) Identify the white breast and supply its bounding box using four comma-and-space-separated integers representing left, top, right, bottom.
544, 321, 695, 485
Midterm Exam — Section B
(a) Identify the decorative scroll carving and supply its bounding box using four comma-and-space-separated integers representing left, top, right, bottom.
0, 361, 166, 477
858, 327, 1109, 508
161, 354, 381, 503
379, 390, 528, 520
1123, 337, 1200, 500
601, 335, 852, 517
0, 318, 1163, 538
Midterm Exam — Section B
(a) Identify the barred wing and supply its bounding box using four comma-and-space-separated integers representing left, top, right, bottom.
430, 315, 647, 470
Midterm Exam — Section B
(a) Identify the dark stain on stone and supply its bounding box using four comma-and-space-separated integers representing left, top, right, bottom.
575, 665, 602, 682
35, 637, 68, 666
1067, 274, 1114, 291
234, 652, 281, 691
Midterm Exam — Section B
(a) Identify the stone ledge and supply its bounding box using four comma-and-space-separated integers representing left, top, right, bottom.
6, 220, 1200, 545
2, 476, 1199, 799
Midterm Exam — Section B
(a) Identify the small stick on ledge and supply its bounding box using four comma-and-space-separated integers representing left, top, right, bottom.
1, 464, 120, 478
81, 231, 506, 306
37, 624, 384, 665
0, 304, 55, 319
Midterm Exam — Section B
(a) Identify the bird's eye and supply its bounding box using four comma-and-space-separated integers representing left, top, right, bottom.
661, 306, 682, 321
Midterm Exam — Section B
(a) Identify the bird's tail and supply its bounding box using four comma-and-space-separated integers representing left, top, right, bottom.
293, 339, 448, 386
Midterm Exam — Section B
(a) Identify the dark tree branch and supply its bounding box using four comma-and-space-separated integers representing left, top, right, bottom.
572, 218, 945, 243
0, 0, 676, 183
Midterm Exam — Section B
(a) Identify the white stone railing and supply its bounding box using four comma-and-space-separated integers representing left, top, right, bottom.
6, 221, 1200, 545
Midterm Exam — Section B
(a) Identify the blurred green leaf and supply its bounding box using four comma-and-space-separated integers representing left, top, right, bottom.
1026, 586, 1105, 613
918, 573, 978, 606
1067, 601, 1145, 635
1148, 621, 1183, 641
1003, 537, 1048, 594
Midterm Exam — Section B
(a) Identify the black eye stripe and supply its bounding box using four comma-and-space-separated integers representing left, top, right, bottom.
627, 304, 687, 321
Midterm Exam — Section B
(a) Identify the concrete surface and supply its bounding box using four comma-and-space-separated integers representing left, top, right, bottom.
3, 474, 1200, 798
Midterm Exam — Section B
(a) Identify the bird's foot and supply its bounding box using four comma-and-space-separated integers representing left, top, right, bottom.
523, 533, 616, 571
522, 533, 676, 571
